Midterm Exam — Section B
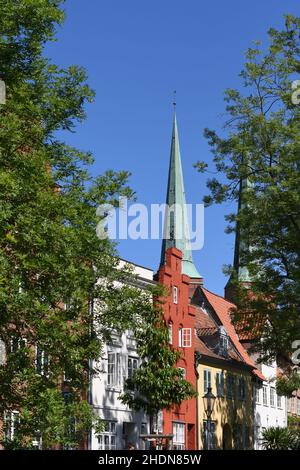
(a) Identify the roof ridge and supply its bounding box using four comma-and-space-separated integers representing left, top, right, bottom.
201, 286, 236, 308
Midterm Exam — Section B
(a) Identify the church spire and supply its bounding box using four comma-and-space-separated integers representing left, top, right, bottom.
225, 159, 252, 300
160, 112, 201, 279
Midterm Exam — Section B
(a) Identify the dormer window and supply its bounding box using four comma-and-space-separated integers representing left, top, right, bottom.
218, 326, 228, 355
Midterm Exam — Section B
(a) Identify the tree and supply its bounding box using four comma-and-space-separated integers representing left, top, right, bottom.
0, 0, 193, 449
195, 15, 300, 372
121, 288, 196, 416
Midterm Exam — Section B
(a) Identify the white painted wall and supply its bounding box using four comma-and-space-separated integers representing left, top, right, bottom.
89, 263, 154, 450
253, 360, 287, 449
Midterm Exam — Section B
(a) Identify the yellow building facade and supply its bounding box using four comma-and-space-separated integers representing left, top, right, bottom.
197, 361, 254, 450
191, 286, 264, 450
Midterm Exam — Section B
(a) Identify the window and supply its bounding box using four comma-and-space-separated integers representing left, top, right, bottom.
107, 352, 121, 388
218, 326, 228, 355
227, 374, 235, 399
4, 411, 20, 440
97, 421, 117, 450
238, 378, 246, 401
202, 420, 217, 450
10, 336, 26, 353
255, 426, 261, 450
35, 346, 49, 376
235, 423, 243, 449
297, 398, 300, 416
173, 286, 178, 304
179, 328, 192, 348
168, 322, 173, 345
178, 367, 186, 380
216, 371, 225, 397
254, 385, 260, 404
203, 369, 212, 393
173, 422, 185, 450
127, 357, 138, 379
263, 385, 268, 406
277, 394, 282, 409
153, 411, 163, 434
270, 388, 275, 407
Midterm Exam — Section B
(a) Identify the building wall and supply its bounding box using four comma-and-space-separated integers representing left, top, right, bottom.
156, 248, 198, 450
242, 349, 288, 449
252, 361, 287, 449
197, 361, 254, 450
89, 263, 153, 450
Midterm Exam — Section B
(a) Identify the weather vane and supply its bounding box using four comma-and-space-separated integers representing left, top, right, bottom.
173, 90, 176, 110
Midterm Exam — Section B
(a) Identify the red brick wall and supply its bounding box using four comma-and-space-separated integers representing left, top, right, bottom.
156, 248, 199, 449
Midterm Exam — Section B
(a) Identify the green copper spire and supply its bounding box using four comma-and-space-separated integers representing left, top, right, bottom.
232, 174, 253, 283
225, 157, 254, 299
160, 113, 201, 279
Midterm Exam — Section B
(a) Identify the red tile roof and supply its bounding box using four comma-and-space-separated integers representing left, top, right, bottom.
201, 287, 265, 381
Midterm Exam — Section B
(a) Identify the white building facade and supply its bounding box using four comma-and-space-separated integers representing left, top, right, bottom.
89, 262, 154, 450
253, 360, 287, 449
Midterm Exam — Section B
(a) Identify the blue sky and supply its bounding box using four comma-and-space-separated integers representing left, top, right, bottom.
46, 0, 299, 295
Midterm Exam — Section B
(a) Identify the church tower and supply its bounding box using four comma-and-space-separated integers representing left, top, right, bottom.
224, 165, 253, 301
160, 111, 202, 280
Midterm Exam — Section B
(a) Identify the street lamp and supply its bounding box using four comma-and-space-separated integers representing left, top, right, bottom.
202, 387, 216, 450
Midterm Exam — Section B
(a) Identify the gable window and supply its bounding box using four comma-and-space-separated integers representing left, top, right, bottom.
216, 371, 225, 397
238, 378, 246, 401
203, 369, 212, 393
97, 421, 117, 450
168, 322, 173, 345
227, 374, 235, 399
107, 352, 121, 388
35, 346, 49, 376
263, 385, 268, 406
179, 328, 192, 348
127, 357, 138, 379
173, 286, 178, 304
173, 422, 185, 450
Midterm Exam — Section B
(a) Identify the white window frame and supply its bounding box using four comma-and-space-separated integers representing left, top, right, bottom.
107, 352, 121, 388
277, 393, 282, 409
254, 385, 260, 404
168, 322, 173, 345
270, 387, 275, 407
173, 286, 178, 304
127, 356, 138, 380
35, 346, 49, 377
179, 328, 191, 348
97, 421, 117, 450
172, 422, 185, 450
4, 411, 20, 440
203, 369, 212, 393
263, 385, 268, 406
